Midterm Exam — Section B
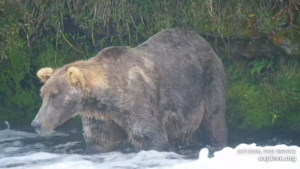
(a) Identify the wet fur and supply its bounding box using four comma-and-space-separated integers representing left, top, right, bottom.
35, 28, 227, 153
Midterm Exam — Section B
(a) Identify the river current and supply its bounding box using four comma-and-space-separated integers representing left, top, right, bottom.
0, 121, 299, 169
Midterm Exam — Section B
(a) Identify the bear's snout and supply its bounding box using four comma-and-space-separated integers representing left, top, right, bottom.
31, 120, 41, 129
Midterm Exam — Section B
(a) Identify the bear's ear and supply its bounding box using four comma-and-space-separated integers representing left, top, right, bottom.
67, 67, 86, 88
37, 68, 54, 83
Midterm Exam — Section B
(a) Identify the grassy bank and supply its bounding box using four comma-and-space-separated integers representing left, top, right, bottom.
0, 0, 300, 131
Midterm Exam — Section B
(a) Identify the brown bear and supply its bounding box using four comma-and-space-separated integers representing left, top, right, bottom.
31, 28, 227, 153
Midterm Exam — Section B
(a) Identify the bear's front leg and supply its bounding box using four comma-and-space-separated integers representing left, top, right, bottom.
81, 116, 127, 154
125, 113, 169, 152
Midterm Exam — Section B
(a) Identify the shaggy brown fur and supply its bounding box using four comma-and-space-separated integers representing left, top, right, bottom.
31, 28, 227, 153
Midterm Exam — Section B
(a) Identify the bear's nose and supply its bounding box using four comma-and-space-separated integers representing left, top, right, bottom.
31, 120, 41, 129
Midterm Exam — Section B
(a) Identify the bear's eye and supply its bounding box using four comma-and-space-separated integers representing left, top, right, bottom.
50, 89, 59, 98
50, 92, 58, 99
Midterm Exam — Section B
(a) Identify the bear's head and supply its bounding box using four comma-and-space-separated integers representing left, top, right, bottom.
31, 63, 108, 136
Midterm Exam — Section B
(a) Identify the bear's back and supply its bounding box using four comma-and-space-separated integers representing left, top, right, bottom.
135, 29, 226, 139
135, 28, 222, 100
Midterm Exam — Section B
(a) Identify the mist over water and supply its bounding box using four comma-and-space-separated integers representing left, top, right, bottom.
0, 122, 300, 169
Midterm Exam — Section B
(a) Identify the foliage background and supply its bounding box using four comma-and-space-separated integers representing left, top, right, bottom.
1, 0, 300, 131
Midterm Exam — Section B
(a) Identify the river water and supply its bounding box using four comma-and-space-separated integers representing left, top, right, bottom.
0, 121, 300, 169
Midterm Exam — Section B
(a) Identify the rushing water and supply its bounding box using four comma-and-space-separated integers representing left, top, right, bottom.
0, 121, 300, 169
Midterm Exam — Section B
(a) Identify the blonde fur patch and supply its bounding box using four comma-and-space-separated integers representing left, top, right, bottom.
67, 66, 109, 90
128, 66, 155, 88
83, 69, 109, 90
37, 67, 54, 83
67, 67, 86, 88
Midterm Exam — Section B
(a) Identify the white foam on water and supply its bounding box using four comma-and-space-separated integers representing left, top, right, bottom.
173, 144, 300, 169
0, 150, 189, 169
0, 128, 299, 169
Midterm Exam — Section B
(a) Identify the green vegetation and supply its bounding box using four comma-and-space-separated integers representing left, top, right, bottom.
225, 56, 300, 130
0, 0, 300, 131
